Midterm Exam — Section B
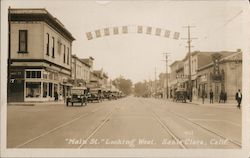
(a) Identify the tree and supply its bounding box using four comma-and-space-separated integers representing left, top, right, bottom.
134, 81, 149, 97
112, 76, 133, 95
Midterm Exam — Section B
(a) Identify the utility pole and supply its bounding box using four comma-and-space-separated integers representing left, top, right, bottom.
154, 67, 157, 98
163, 53, 170, 99
182, 25, 197, 102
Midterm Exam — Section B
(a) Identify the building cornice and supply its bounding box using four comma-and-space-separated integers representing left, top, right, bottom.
10, 59, 71, 72
10, 8, 75, 42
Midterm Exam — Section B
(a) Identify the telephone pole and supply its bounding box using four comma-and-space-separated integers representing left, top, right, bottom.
163, 53, 170, 99
154, 67, 157, 98
182, 25, 197, 102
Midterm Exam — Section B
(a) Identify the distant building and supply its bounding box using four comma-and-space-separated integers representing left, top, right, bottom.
197, 50, 242, 101
8, 8, 75, 102
71, 55, 92, 86
88, 69, 109, 89
169, 50, 242, 102
169, 61, 184, 98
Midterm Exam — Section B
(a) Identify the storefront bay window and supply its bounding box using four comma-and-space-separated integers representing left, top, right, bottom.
26, 82, 41, 98
43, 82, 48, 98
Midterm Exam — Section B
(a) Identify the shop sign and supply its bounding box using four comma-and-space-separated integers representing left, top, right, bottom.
10, 70, 24, 79
200, 75, 207, 82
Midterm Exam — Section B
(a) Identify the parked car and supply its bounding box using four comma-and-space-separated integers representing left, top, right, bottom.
87, 88, 102, 102
66, 87, 88, 106
173, 88, 188, 103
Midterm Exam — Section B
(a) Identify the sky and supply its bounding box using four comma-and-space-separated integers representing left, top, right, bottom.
2, 0, 249, 83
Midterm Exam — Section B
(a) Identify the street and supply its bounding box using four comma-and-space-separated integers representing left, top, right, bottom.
7, 97, 241, 149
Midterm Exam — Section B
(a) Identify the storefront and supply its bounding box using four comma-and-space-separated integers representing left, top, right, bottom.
24, 69, 60, 102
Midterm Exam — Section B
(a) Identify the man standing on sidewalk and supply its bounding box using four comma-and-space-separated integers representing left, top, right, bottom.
209, 89, 214, 104
235, 89, 242, 109
202, 90, 206, 104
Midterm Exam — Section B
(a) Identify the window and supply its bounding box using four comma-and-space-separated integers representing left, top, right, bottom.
43, 82, 48, 98
63, 45, 66, 63
46, 33, 50, 55
26, 82, 41, 98
19, 30, 28, 53
49, 83, 53, 97
26, 71, 41, 78
52, 37, 55, 58
67, 47, 70, 65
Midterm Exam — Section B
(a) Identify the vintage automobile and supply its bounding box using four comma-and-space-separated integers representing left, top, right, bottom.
103, 90, 112, 100
87, 88, 102, 102
66, 87, 88, 106
174, 88, 188, 103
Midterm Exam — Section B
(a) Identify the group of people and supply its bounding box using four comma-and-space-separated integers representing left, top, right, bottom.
201, 89, 242, 109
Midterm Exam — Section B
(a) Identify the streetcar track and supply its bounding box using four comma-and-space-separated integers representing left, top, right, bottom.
78, 109, 116, 148
169, 110, 242, 147
144, 98, 242, 147
15, 106, 105, 148
150, 110, 187, 149
141, 98, 241, 149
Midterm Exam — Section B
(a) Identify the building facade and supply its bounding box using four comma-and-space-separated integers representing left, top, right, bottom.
168, 49, 242, 102
71, 55, 92, 86
197, 50, 242, 101
8, 8, 75, 102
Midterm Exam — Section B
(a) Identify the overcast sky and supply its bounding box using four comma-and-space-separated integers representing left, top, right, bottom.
2, 0, 249, 83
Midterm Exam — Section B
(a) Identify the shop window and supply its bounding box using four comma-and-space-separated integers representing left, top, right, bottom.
43, 82, 48, 98
54, 84, 58, 97
49, 83, 53, 97
26, 82, 41, 98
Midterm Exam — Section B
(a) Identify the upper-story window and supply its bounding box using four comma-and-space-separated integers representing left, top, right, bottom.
46, 33, 50, 56
67, 47, 70, 65
52, 37, 55, 58
63, 45, 66, 63
18, 30, 28, 53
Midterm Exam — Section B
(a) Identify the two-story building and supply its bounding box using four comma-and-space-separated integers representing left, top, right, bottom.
71, 55, 92, 86
169, 61, 184, 98
8, 8, 75, 102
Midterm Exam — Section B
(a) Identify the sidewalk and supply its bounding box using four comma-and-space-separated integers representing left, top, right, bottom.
187, 99, 238, 109
8, 100, 65, 106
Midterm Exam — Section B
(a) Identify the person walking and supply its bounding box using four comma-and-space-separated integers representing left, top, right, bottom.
219, 91, 223, 103
224, 92, 227, 103
209, 89, 214, 104
235, 89, 242, 109
201, 90, 206, 104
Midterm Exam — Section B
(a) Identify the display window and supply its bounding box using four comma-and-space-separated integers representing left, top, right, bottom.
26, 82, 41, 98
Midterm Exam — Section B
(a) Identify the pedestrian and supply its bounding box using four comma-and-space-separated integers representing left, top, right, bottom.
224, 92, 227, 103
235, 89, 242, 109
54, 91, 58, 101
209, 89, 214, 104
201, 90, 206, 104
219, 91, 224, 103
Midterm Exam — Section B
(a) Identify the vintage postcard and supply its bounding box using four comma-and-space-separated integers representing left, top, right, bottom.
0, 0, 250, 157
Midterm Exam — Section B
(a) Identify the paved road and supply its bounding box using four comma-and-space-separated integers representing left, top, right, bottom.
7, 96, 242, 149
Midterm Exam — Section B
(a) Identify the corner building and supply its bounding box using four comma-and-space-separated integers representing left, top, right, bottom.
8, 8, 75, 102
